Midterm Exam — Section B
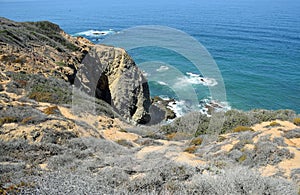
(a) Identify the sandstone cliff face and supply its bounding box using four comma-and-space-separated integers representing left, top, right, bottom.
75, 45, 151, 124
0, 17, 151, 124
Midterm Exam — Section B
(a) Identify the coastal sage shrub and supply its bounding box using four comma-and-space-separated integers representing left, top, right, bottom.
221, 110, 251, 134
6, 71, 72, 104
0, 106, 46, 126
160, 112, 210, 138
1, 136, 298, 195
190, 137, 203, 146
28, 82, 71, 104
249, 109, 296, 124
283, 128, 300, 139
268, 121, 281, 127
238, 141, 294, 167
293, 118, 300, 126
232, 126, 254, 133
184, 146, 198, 153
159, 108, 297, 140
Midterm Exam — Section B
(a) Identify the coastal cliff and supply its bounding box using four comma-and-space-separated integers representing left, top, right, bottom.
0, 17, 151, 124
75, 45, 151, 124
0, 18, 299, 194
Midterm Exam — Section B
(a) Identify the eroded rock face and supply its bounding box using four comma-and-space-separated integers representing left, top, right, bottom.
75, 45, 151, 124
0, 17, 152, 124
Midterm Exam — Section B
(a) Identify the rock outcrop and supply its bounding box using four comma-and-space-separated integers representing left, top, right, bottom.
75, 45, 151, 124
0, 17, 151, 124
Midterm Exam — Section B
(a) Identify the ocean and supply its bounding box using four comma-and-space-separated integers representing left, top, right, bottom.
1, 0, 299, 114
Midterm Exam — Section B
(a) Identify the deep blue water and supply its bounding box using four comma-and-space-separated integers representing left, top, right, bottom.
1, 0, 299, 113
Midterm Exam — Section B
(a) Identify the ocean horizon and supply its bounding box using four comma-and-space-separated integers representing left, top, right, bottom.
1, 0, 299, 114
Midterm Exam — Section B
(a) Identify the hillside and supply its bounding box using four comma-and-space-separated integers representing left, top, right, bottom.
0, 18, 300, 194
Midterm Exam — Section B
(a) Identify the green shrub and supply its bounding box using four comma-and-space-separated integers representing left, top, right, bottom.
115, 139, 134, 148
55, 61, 66, 67
160, 124, 175, 135
0, 106, 46, 126
221, 110, 251, 134
28, 83, 71, 104
43, 106, 60, 115
190, 137, 203, 146
238, 154, 247, 163
21, 117, 34, 124
250, 109, 296, 124
0, 116, 17, 126
233, 126, 254, 133
0, 54, 26, 64
268, 121, 281, 127
284, 129, 300, 139
166, 132, 192, 141
293, 118, 300, 126
28, 91, 54, 102
184, 146, 197, 154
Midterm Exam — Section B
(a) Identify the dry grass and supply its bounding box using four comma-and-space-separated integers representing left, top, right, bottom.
28, 91, 53, 102
238, 154, 247, 163
190, 137, 203, 146
0, 116, 17, 126
184, 146, 197, 154
43, 106, 59, 115
21, 117, 34, 124
233, 126, 254, 133
166, 132, 192, 141
268, 121, 281, 127
293, 118, 300, 126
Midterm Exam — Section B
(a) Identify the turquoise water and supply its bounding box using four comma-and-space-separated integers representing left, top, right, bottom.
1, 0, 299, 113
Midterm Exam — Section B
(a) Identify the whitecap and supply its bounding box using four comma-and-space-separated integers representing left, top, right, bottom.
186, 72, 201, 77
174, 72, 218, 87
73, 29, 116, 38
199, 98, 231, 114
164, 97, 231, 119
156, 66, 169, 72
157, 81, 168, 86
167, 100, 187, 117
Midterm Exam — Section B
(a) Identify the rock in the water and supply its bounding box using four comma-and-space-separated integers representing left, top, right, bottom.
75, 45, 151, 124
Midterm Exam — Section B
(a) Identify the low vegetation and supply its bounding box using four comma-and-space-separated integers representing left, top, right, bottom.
293, 118, 300, 126
190, 137, 203, 146
233, 126, 254, 133
43, 106, 60, 115
0, 137, 297, 194
0, 71, 299, 194
268, 121, 281, 127
159, 109, 298, 139
184, 145, 198, 154
6, 72, 72, 104
0, 116, 17, 126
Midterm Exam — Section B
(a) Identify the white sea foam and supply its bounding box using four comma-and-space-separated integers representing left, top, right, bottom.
157, 81, 168, 86
162, 96, 231, 119
74, 29, 116, 38
199, 98, 231, 116
174, 72, 218, 88
156, 66, 169, 72
167, 100, 188, 117
185, 72, 218, 86
142, 71, 150, 77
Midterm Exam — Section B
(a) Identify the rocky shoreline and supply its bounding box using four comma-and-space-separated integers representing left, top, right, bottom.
1, 18, 300, 194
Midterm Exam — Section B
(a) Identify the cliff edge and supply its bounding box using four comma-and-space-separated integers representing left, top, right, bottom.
0, 17, 151, 124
